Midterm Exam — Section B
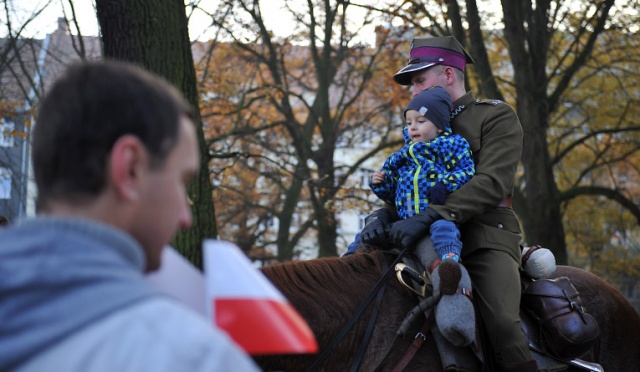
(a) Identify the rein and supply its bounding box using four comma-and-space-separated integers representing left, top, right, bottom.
307, 247, 410, 372
349, 259, 388, 372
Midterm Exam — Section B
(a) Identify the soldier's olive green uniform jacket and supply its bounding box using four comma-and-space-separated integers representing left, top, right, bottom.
430, 91, 523, 263
429, 91, 532, 363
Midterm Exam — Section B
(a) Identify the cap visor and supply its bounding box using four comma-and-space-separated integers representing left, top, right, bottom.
393, 62, 436, 86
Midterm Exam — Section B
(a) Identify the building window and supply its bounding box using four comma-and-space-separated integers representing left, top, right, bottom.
0, 167, 11, 199
0, 119, 15, 147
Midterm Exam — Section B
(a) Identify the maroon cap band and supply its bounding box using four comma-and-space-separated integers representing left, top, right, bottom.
409, 46, 467, 71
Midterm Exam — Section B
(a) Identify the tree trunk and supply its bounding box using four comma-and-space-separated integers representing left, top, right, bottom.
277, 166, 305, 261
95, 0, 216, 268
499, 0, 568, 264
518, 94, 569, 264
316, 208, 338, 258
313, 148, 339, 258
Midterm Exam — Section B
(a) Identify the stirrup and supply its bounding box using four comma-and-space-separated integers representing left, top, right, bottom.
395, 263, 428, 297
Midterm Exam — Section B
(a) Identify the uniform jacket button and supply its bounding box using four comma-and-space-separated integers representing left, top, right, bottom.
450, 213, 456, 218
497, 223, 504, 229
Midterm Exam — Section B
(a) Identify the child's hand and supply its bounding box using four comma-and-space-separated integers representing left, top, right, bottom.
371, 171, 385, 184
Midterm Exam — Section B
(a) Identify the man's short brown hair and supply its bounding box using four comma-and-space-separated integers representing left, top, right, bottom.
32, 60, 194, 209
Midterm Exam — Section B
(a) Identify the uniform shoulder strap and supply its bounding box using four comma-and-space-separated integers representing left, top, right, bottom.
474, 98, 503, 105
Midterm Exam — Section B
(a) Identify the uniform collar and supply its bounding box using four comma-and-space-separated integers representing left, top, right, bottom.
450, 92, 474, 119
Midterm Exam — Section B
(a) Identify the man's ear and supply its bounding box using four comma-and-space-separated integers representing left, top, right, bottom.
443, 66, 456, 83
109, 135, 147, 202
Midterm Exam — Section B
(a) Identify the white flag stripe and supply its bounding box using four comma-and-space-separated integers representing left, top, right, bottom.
146, 246, 207, 316
203, 240, 286, 300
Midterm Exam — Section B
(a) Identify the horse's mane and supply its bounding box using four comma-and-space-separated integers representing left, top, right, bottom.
260, 250, 389, 319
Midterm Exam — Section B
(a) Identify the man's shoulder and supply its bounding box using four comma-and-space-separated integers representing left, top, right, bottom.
19, 298, 258, 371
108, 298, 260, 370
473, 98, 504, 106
109, 298, 228, 343
466, 97, 518, 121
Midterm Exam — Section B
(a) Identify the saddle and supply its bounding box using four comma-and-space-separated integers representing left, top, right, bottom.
396, 257, 601, 370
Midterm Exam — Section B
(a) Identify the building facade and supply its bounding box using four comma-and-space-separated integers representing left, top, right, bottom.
0, 19, 101, 222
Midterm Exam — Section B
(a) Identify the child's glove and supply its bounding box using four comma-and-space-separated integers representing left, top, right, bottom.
427, 182, 447, 205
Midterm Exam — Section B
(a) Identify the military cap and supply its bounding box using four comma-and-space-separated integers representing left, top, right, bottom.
393, 36, 475, 86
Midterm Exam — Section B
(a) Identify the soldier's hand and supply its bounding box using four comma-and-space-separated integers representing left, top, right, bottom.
361, 208, 394, 248
389, 208, 441, 250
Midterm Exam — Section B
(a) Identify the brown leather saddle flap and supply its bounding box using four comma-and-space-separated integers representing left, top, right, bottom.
521, 277, 600, 360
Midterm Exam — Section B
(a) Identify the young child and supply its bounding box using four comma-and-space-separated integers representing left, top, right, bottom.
369, 86, 475, 262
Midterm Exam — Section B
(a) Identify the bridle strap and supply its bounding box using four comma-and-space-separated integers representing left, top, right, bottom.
392, 312, 436, 372
377, 292, 439, 370
308, 248, 409, 371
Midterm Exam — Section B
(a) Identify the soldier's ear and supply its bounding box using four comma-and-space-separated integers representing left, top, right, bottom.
443, 66, 456, 83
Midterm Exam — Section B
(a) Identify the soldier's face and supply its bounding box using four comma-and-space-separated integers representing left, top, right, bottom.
410, 68, 448, 97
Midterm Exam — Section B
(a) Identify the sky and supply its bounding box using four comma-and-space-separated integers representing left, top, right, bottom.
6, 0, 99, 38
5, 0, 284, 40
5, 0, 380, 43
8, 0, 637, 42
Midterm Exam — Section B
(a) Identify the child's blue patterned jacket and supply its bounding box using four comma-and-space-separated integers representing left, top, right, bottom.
370, 127, 475, 219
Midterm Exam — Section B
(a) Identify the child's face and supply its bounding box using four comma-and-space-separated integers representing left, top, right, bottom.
405, 110, 441, 143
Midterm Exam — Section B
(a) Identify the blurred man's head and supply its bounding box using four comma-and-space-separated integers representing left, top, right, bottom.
32, 60, 199, 271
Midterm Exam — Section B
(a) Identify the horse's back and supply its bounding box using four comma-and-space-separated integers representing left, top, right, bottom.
552, 265, 640, 370
256, 250, 444, 371
257, 256, 640, 371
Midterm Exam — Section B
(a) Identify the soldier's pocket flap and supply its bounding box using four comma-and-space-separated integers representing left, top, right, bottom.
460, 209, 522, 262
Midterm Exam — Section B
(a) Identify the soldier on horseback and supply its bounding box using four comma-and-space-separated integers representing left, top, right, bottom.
356, 35, 540, 372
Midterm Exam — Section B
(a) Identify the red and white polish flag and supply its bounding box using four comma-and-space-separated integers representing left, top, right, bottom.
203, 239, 318, 355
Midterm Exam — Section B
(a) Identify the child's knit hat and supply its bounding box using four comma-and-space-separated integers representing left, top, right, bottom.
404, 85, 453, 131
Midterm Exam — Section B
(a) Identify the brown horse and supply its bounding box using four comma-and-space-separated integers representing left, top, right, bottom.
254, 249, 640, 371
